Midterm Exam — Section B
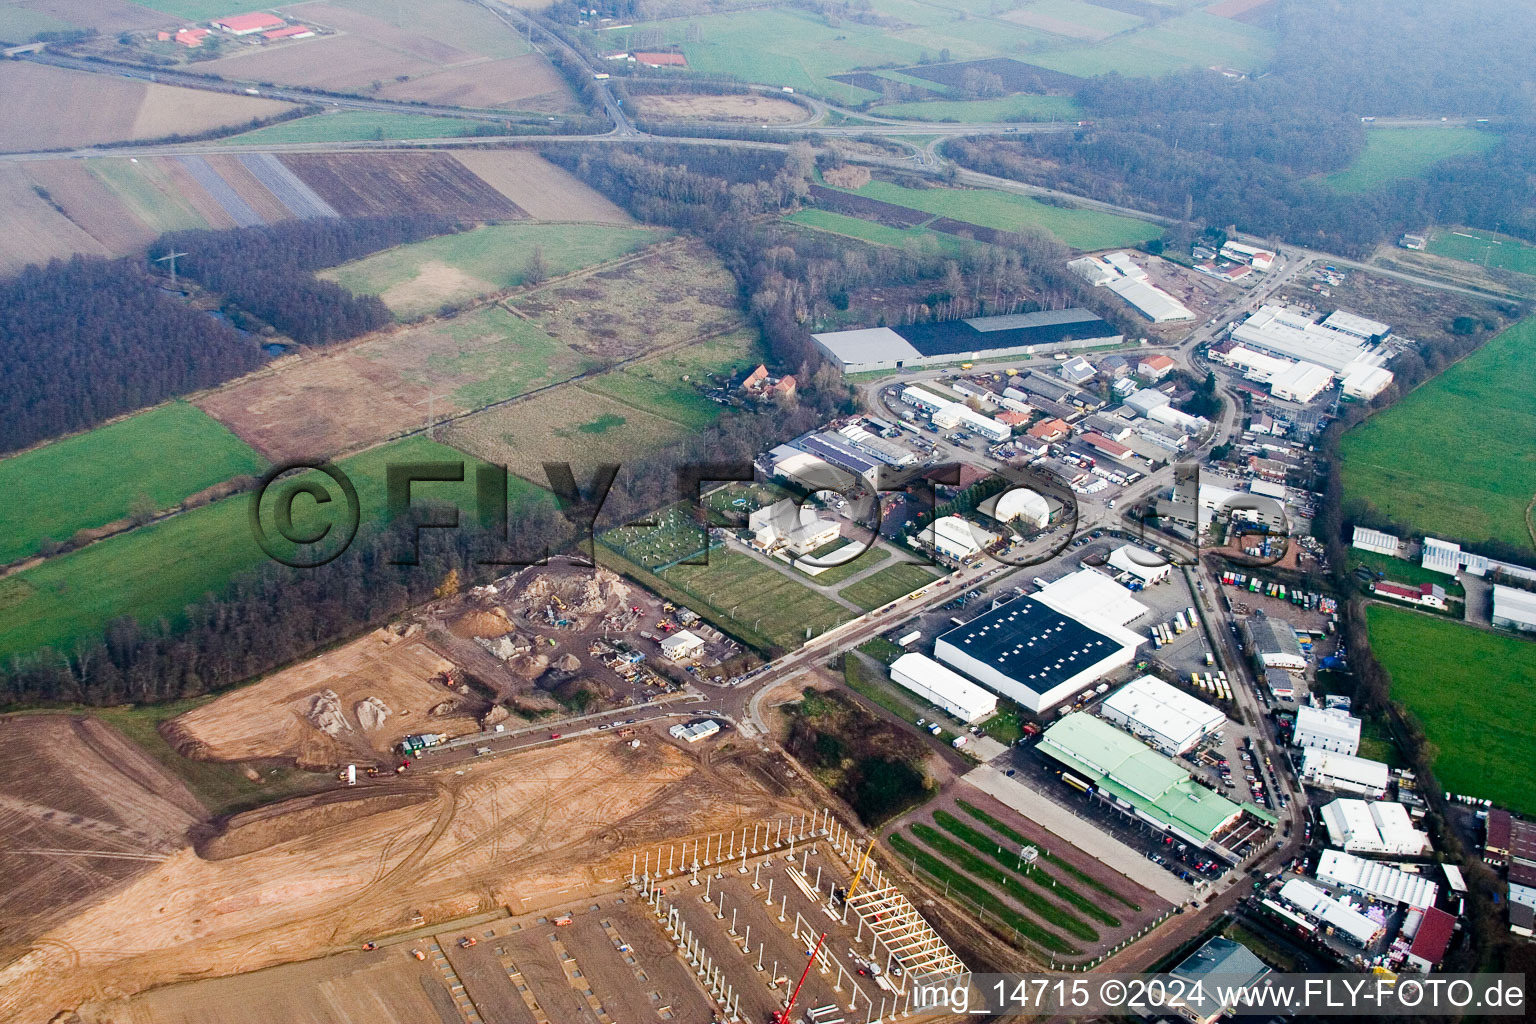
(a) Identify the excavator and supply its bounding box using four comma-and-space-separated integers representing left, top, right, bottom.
769, 932, 826, 1024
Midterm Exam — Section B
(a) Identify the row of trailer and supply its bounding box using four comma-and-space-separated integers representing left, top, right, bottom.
1218, 572, 1338, 614
1189, 670, 1233, 701
1148, 606, 1200, 648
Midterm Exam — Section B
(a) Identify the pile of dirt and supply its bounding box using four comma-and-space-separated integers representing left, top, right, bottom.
305, 690, 350, 736
509, 691, 562, 715
355, 697, 391, 731
506, 653, 549, 679
516, 567, 632, 625
450, 606, 514, 639
550, 676, 614, 705
480, 704, 511, 730
553, 652, 582, 674
429, 700, 461, 717
196, 787, 433, 860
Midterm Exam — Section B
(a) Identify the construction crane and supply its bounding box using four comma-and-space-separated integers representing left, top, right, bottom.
771, 931, 826, 1024
844, 839, 876, 900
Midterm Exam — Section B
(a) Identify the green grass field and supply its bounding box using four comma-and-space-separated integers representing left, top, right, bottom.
660, 550, 856, 649
1367, 604, 1536, 815
1030, 10, 1273, 77
1340, 316, 1536, 551
408, 305, 596, 409
1427, 228, 1536, 278
1347, 549, 1465, 595
869, 94, 1080, 123
321, 223, 671, 321
221, 111, 502, 146
0, 436, 507, 660
321, 0, 533, 59
841, 562, 944, 610
1325, 126, 1496, 194
88, 158, 208, 233
850, 180, 1162, 250
0, 403, 265, 565
784, 209, 967, 253
0, 4, 72, 43
130, 1, 255, 19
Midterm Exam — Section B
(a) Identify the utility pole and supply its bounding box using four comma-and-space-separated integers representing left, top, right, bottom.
414, 392, 449, 440
155, 249, 188, 287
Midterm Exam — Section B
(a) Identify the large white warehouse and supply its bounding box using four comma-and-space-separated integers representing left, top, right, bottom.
1320, 799, 1431, 857
1294, 705, 1361, 755
1301, 748, 1388, 798
1317, 849, 1439, 909
1100, 674, 1226, 755
889, 653, 998, 723
934, 595, 1143, 713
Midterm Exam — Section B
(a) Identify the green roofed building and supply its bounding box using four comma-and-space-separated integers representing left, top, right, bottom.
1039, 713, 1274, 853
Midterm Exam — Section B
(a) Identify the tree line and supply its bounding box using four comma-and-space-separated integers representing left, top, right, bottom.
153, 215, 460, 346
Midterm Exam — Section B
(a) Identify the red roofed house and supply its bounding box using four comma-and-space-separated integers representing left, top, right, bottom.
1137, 354, 1175, 381
1405, 907, 1456, 973
995, 410, 1029, 427
1371, 580, 1447, 610
633, 51, 687, 67
741, 365, 769, 392
212, 12, 288, 34
174, 27, 210, 46
1081, 431, 1132, 461
263, 24, 314, 39
1027, 417, 1070, 442
767, 374, 796, 399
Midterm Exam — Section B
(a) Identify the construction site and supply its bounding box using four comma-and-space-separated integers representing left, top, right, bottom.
73, 807, 969, 1024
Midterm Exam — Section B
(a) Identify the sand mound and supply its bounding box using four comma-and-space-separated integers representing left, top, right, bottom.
451, 606, 514, 639
480, 704, 510, 730
509, 692, 561, 714
506, 653, 549, 679
305, 690, 350, 736
356, 697, 391, 731
197, 787, 432, 860
554, 653, 582, 673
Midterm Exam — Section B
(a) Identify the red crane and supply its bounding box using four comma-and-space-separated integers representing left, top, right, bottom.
771, 932, 827, 1024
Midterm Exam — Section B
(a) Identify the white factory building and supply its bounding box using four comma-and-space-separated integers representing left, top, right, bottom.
1293, 705, 1361, 755
1351, 526, 1403, 558
1220, 241, 1275, 271
1278, 878, 1385, 947
1069, 252, 1195, 322
1267, 360, 1334, 403
669, 719, 720, 743
934, 587, 1145, 713
1341, 362, 1395, 400
748, 499, 840, 556
1100, 674, 1226, 755
1107, 543, 1172, 584
1301, 748, 1389, 798
659, 629, 706, 661
900, 385, 1012, 442
889, 653, 999, 723
1492, 584, 1536, 634
1317, 850, 1439, 909
1231, 304, 1390, 373
1035, 568, 1151, 628
921, 515, 995, 562
979, 487, 1052, 531
1321, 799, 1431, 857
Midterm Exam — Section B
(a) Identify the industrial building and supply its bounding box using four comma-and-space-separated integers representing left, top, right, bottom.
978, 487, 1052, 531
1244, 614, 1307, 670
1220, 241, 1275, 271
1406, 907, 1456, 973
1037, 713, 1254, 848
1231, 304, 1390, 373
1316, 849, 1439, 909
810, 310, 1122, 373
1106, 543, 1171, 584
1157, 937, 1272, 1024
1099, 674, 1226, 755
1035, 568, 1151, 629
1165, 478, 1289, 533
748, 499, 840, 556
1125, 387, 1171, 417
659, 630, 705, 661
1301, 748, 1389, 798
669, 719, 720, 742
1371, 580, 1446, 609
922, 515, 994, 562
1067, 253, 1194, 322
1267, 360, 1334, 403
889, 653, 999, 723
212, 11, 288, 33
1492, 585, 1536, 633
1341, 362, 1395, 400
934, 595, 1143, 713
1277, 878, 1385, 947
1352, 526, 1403, 558
1321, 799, 1431, 856
1294, 705, 1361, 755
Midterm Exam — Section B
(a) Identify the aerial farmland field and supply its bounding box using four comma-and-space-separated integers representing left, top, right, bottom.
1368, 604, 1536, 815
1325, 126, 1496, 193
868, 93, 1080, 122
784, 208, 968, 253
219, 110, 497, 146
1426, 227, 1536, 277
0, 436, 488, 659
846, 179, 1162, 250
319, 222, 671, 320
1340, 316, 1536, 550
0, 63, 295, 153
451, 150, 634, 224
0, 402, 265, 566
